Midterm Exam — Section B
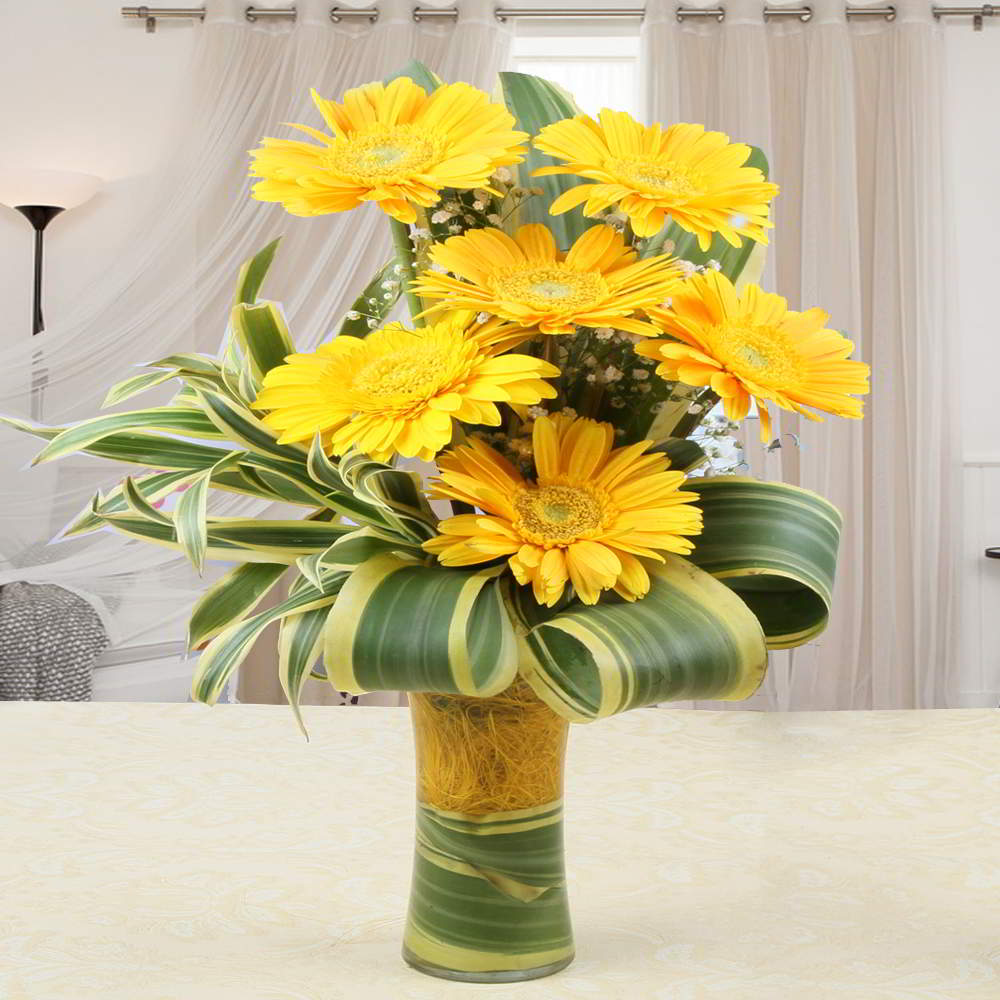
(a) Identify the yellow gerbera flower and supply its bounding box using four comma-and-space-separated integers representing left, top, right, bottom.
533, 111, 779, 249
249, 77, 528, 225
252, 313, 559, 463
412, 223, 684, 336
423, 414, 702, 606
637, 270, 870, 442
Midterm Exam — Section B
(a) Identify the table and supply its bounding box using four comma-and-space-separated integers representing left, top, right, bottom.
1, 703, 998, 999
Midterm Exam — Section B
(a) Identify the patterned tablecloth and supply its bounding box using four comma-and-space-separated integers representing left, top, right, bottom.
1, 703, 998, 999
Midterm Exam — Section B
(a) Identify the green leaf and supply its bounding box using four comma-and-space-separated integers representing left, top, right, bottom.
318, 526, 425, 572
686, 476, 841, 649
385, 59, 442, 92
29, 407, 226, 466
147, 353, 224, 375
64, 469, 197, 537
518, 557, 768, 721
407, 801, 572, 965
233, 237, 281, 307
336, 259, 401, 339
191, 581, 337, 706
188, 562, 288, 650
339, 450, 438, 542
1, 414, 235, 471
175, 454, 245, 573
122, 476, 173, 525
652, 437, 708, 474
194, 386, 305, 461
499, 71, 593, 250
103, 369, 178, 408
323, 553, 518, 697
306, 435, 345, 490
279, 603, 338, 738
230, 301, 295, 379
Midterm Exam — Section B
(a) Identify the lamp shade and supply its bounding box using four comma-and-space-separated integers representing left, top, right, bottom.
0, 168, 102, 210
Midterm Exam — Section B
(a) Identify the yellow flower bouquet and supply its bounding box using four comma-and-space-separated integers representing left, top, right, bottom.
5, 63, 869, 982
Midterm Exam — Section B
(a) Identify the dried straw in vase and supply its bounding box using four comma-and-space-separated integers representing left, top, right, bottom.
409, 679, 568, 815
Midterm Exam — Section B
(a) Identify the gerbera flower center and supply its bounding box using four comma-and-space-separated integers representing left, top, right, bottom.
331, 124, 440, 185
489, 265, 609, 314
610, 156, 705, 200
712, 322, 804, 388
351, 345, 453, 406
512, 483, 608, 547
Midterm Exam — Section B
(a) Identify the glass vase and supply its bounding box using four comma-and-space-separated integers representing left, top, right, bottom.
402, 679, 574, 983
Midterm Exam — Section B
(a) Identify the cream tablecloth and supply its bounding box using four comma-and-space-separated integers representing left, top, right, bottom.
1, 703, 998, 999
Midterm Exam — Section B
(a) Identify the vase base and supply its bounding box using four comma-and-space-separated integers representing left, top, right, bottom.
402, 945, 574, 983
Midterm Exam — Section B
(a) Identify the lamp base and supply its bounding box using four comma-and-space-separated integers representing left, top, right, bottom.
14, 205, 64, 336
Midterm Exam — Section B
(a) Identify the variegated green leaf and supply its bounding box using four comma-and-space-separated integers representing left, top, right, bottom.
175, 454, 246, 573
147, 353, 224, 375
686, 476, 841, 649
231, 301, 295, 379
336, 259, 401, 339
499, 71, 593, 249
103, 369, 178, 408
323, 553, 518, 697
29, 407, 226, 466
279, 602, 339, 738
338, 450, 437, 541
63, 469, 196, 537
188, 561, 288, 650
518, 557, 768, 722
318, 526, 425, 572
306, 436, 345, 490
122, 476, 173, 525
192, 581, 337, 706
194, 386, 304, 461
233, 237, 281, 306
653, 437, 708, 474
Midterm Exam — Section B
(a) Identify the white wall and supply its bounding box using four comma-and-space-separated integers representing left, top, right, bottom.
0, 1, 196, 340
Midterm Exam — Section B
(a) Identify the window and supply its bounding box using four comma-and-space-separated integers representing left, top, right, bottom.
509, 33, 641, 119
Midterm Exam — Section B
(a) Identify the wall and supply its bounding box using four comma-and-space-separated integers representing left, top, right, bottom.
0, 2, 196, 338
0, 3, 998, 701
943, 23, 1000, 704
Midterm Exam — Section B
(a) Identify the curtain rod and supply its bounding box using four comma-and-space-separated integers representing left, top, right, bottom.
121, 4, 999, 31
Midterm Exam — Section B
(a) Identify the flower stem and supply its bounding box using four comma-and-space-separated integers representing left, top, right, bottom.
669, 389, 720, 439
389, 217, 425, 328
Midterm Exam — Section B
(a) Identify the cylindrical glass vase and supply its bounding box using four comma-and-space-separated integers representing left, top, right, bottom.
402, 680, 574, 983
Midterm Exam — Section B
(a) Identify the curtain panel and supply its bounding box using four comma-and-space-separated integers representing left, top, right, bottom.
642, 0, 962, 709
0, 0, 513, 660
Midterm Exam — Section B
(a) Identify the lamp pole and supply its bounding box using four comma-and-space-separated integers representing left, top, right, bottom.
15, 205, 64, 336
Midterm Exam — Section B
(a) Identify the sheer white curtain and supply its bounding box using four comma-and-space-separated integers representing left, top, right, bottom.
0, 0, 513, 648
642, 0, 961, 709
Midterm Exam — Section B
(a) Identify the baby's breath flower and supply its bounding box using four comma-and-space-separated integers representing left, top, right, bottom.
430, 209, 453, 224
486, 213, 502, 226
346, 310, 361, 320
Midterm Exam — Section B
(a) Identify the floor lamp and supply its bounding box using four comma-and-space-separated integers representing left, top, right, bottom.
0, 169, 101, 419
0, 168, 102, 336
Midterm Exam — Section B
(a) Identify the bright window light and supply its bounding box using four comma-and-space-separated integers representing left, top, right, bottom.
510, 34, 641, 119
